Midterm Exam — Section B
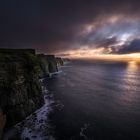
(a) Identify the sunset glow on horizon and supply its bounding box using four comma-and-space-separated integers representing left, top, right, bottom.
58, 48, 140, 62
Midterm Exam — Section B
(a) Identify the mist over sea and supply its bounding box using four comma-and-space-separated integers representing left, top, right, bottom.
47, 60, 140, 140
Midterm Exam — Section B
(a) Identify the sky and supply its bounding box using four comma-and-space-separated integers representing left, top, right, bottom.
1, 0, 140, 58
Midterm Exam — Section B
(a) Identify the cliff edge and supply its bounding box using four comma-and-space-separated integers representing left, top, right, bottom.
0, 49, 64, 139
0, 49, 44, 138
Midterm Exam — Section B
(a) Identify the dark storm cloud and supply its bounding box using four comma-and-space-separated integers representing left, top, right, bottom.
1, 0, 140, 54
116, 39, 140, 54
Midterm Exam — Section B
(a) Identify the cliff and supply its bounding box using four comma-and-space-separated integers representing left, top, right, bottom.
37, 54, 50, 78
0, 50, 44, 138
0, 49, 64, 138
56, 57, 64, 66
46, 55, 58, 73
38, 54, 63, 74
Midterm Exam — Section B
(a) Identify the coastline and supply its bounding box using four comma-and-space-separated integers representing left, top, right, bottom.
0, 49, 67, 140
17, 78, 55, 140
2, 79, 53, 140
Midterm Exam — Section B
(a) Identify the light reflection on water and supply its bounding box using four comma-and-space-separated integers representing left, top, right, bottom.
127, 61, 139, 72
120, 61, 140, 105
48, 60, 140, 140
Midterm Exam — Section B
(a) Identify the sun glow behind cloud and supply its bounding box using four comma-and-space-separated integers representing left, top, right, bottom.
57, 17, 140, 62
58, 48, 140, 62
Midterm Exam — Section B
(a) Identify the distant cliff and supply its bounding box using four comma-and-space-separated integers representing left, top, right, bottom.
0, 49, 64, 139
38, 54, 64, 74
56, 57, 64, 66
38, 54, 58, 73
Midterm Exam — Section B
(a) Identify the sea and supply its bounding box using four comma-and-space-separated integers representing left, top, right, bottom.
46, 59, 140, 140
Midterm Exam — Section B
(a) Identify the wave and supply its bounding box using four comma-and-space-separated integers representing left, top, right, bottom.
14, 81, 55, 140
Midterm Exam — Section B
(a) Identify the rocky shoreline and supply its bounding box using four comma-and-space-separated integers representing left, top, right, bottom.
0, 49, 66, 139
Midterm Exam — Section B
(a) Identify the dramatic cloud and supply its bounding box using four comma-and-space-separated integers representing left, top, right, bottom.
116, 39, 140, 54
1, 0, 140, 55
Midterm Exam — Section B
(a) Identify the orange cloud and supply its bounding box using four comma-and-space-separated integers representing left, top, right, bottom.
57, 48, 140, 62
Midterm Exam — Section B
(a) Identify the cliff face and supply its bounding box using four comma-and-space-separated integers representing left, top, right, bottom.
56, 57, 64, 66
38, 54, 60, 73
46, 55, 58, 73
0, 49, 64, 138
37, 54, 50, 78
0, 50, 44, 135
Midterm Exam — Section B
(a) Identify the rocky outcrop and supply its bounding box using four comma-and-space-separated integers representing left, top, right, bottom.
0, 108, 6, 139
0, 49, 44, 135
56, 57, 64, 66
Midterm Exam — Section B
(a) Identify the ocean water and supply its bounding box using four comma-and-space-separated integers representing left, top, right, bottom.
46, 60, 140, 140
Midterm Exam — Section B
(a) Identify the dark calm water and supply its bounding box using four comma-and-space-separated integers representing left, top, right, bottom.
47, 60, 140, 140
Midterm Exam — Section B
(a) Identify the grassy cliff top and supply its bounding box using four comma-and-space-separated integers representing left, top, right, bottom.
0, 49, 41, 80
0, 49, 36, 62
